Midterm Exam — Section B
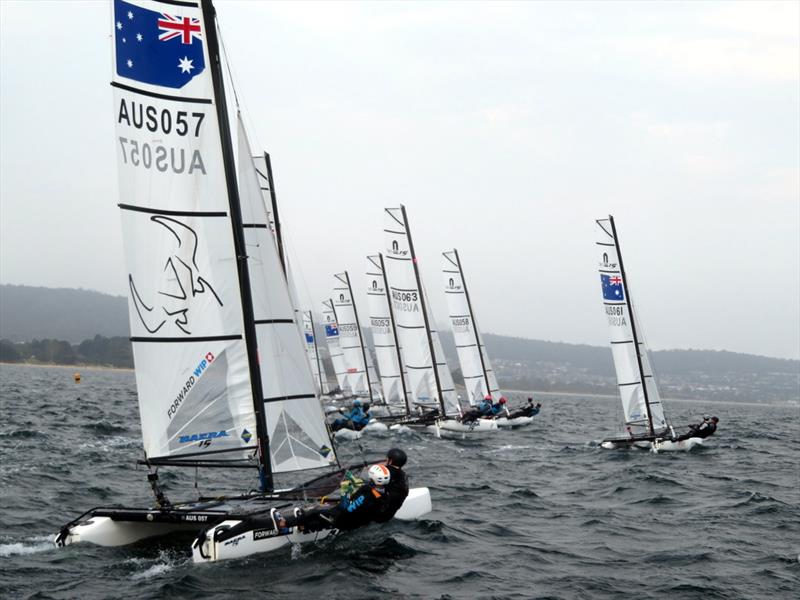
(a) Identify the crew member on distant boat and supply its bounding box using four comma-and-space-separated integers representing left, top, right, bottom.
276, 463, 392, 533
674, 416, 718, 441
490, 397, 508, 416
331, 399, 372, 431
459, 395, 493, 423
508, 397, 542, 419
373, 448, 410, 523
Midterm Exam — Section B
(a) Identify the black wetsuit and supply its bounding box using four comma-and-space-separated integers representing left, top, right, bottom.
372, 465, 409, 523
295, 482, 389, 532
675, 420, 717, 441
508, 405, 540, 419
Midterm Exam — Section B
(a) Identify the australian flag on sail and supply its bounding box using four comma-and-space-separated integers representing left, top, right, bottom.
325, 324, 339, 337
601, 274, 625, 301
114, 0, 206, 89
305, 333, 314, 344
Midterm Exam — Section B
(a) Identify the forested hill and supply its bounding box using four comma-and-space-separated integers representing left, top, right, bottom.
1, 284, 797, 378
0, 284, 128, 343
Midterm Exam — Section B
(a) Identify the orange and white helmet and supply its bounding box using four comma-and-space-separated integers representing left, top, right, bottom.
368, 463, 391, 486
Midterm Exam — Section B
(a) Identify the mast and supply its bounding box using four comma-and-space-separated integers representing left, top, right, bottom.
451, 248, 492, 399
400, 204, 446, 414
202, 0, 272, 490
308, 311, 326, 394
263, 152, 285, 276
608, 215, 655, 436
378, 253, 410, 414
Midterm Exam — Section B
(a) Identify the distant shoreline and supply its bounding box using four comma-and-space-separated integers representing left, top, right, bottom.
0, 361, 133, 373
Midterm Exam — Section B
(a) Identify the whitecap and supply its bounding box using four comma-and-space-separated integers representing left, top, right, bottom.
0, 536, 53, 557
131, 562, 173, 580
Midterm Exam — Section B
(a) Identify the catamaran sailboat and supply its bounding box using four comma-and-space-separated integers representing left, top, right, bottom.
595, 216, 703, 452
442, 250, 534, 428
383, 207, 497, 437
53, 0, 431, 563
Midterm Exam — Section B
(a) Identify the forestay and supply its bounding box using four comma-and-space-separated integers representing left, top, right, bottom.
383, 207, 460, 416
366, 254, 409, 412
442, 250, 500, 404
596, 217, 667, 435
113, 0, 258, 465
322, 299, 350, 394
236, 117, 336, 472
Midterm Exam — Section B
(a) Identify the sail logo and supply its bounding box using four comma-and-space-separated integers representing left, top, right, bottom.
325, 324, 339, 337
167, 351, 215, 419
178, 430, 229, 444
599, 252, 618, 269
388, 240, 408, 256
114, 0, 206, 89
447, 277, 462, 291
241, 429, 252, 443
600, 274, 625, 301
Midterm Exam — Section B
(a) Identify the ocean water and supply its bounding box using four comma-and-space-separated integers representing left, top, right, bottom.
0, 363, 798, 599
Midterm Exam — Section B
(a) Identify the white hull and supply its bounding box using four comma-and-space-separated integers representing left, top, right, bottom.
54, 487, 432, 563
191, 487, 432, 563
332, 420, 389, 441
425, 418, 498, 438
494, 416, 534, 428
600, 437, 705, 452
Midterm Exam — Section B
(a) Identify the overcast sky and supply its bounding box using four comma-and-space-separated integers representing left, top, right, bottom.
1, 1, 798, 360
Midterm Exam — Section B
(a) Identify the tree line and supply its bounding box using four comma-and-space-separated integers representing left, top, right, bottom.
0, 336, 133, 368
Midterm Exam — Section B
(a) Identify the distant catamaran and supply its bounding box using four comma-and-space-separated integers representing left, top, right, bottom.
322, 298, 351, 396
383, 206, 497, 435
54, 0, 431, 563
303, 310, 331, 397
596, 216, 704, 452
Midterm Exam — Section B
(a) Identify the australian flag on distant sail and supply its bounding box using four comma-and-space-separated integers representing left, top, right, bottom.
601, 274, 625, 301
114, 0, 206, 89
325, 324, 339, 337
305, 333, 314, 344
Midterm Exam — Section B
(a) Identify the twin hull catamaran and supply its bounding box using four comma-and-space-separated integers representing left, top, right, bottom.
441, 250, 534, 428
596, 216, 702, 452
383, 206, 497, 436
53, 0, 431, 563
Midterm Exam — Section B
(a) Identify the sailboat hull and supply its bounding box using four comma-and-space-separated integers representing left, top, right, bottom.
600, 437, 705, 452
191, 486, 432, 563
53, 487, 433, 561
425, 418, 498, 438
494, 416, 534, 428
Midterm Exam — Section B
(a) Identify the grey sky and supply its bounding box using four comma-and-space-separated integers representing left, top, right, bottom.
1, 1, 798, 359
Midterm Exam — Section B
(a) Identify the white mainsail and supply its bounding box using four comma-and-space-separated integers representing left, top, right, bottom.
237, 117, 335, 472
383, 206, 460, 416
596, 216, 668, 435
332, 272, 379, 400
366, 254, 409, 412
303, 310, 330, 395
113, 0, 257, 465
442, 249, 500, 404
322, 299, 350, 394
112, 0, 334, 475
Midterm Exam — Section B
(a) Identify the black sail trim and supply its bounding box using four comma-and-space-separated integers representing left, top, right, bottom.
118, 203, 226, 217
254, 319, 294, 325
264, 393, 317, 403
131, 335, 241, 343
111, 81, 211, 103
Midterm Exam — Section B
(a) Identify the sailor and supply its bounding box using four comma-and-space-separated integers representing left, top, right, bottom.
477, 395, 494, 416
331, 399, 371, 431
675, 416, 719, 441
508, 397, 542, 419
287, 463, 392, 532
373, 448, 410, 523
490, 397, 508, 416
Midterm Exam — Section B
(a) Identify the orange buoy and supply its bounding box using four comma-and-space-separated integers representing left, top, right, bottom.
74, 372, 81, 383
